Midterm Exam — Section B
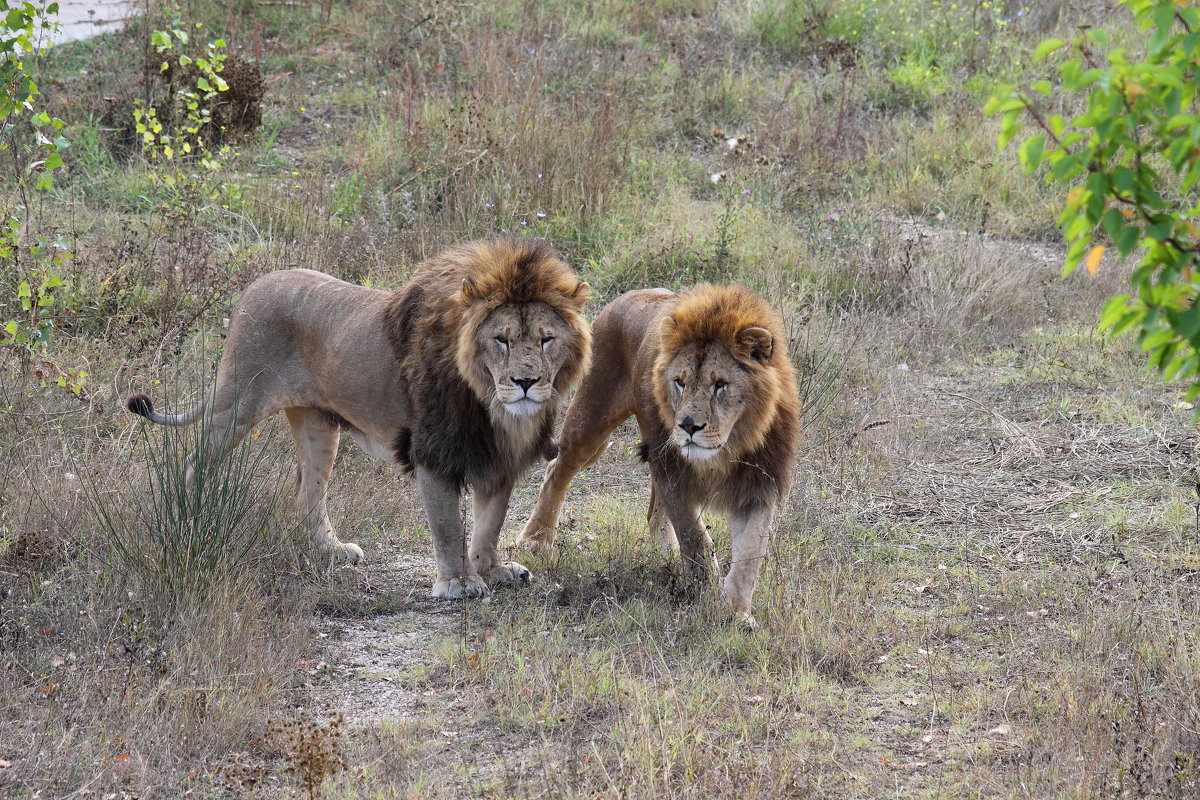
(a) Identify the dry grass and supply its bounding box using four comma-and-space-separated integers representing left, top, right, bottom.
2, 0, 1197, 797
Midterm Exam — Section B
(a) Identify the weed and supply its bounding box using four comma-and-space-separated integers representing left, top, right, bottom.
90, 385, 290, 615
266, 705, 348, 800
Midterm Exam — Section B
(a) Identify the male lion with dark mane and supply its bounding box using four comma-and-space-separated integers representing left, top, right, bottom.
127, 238, 591, 599
516, 284, 799, 626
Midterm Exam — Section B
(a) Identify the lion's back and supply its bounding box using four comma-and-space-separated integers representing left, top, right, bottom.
589, 288, 679, 374
230, 269, 387, 339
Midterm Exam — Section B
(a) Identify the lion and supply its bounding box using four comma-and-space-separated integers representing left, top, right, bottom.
516, 284, 799, 626
127, 238, 591, 599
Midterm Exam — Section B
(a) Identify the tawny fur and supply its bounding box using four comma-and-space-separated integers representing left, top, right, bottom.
127, 237, 591, 599
518, 284, 800, 626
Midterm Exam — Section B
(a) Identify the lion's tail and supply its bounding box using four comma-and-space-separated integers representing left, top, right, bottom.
125, 394, 205, 427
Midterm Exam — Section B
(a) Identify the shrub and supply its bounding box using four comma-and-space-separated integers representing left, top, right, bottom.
94, 390, 290, 614
987, 0, 1200, 399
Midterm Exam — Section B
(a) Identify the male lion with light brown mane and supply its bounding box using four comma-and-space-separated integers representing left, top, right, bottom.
127, 238, 591, 599
516, 284, 799, 626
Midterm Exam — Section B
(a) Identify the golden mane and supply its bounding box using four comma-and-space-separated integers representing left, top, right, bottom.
382, 237, 592, 485
658, 284, 784, 365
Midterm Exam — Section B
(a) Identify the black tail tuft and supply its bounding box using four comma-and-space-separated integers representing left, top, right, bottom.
126, 394, 154, 418
636, 441, 650, 463
543, 437, 559, 462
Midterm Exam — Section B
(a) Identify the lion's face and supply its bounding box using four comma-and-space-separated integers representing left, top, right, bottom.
655, 320, 778, 464
476, 302, 575, 418
659, 341, 754, 462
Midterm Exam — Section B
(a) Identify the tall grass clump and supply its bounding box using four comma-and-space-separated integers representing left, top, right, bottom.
94, 390, 291, 614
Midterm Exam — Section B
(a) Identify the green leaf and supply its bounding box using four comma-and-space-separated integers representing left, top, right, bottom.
1117, 223, 1141, 256
1146, 219, 1174, 241
1064, 235, 1092, 276
1019, 136, 1045, 169
1176, 305, 1200, 340
1163, 352, 1197, 382
1101, 207, 1125, 237
1034, 38, 1066, 60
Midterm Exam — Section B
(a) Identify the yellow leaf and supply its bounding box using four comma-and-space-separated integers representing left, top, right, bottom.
1065, 186, 1088, 212
1086, 245, 1105, 276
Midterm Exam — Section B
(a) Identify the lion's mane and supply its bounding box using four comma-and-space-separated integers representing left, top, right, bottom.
650, 284, 800, 507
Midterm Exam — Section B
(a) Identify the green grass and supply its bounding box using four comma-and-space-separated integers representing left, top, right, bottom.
2, 0, 1198, 797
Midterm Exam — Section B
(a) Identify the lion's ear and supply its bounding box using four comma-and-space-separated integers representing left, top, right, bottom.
460, 277, 483, 303
571, 281, 590, 305
659, 314, 677, 338
736, 327, 774, 364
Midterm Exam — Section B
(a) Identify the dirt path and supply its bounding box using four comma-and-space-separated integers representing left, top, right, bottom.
309, 548, 462, 727
305, 421, 648, 731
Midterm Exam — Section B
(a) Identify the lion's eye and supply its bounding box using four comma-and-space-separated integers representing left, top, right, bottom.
714, 380, 727, 395
495, 336, 509, 346
541, 336, 555, 346
673, 378, 685, 392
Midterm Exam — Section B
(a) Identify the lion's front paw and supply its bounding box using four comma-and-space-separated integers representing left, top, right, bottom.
483, 561, 532, 587
515, 535, 554, 555
515, 521, 555, 555
432, 575, 491, 600
731, 611, 759, 631
334, 542, 364, 565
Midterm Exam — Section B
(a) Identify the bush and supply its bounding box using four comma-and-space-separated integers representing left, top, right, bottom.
987, 0, 1200, 399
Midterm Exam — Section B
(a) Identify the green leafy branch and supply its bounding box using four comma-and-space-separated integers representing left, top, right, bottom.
987, 0, 1200, 395
135, 23, 232, 199
1, 0, 77, 394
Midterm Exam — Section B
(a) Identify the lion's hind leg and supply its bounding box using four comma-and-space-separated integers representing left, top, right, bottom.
181, 382, 262, 491
284, 407, 363, 565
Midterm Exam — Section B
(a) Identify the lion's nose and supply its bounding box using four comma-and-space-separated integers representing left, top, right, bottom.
512, 377, 540, 394
679, 417, 706, 436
